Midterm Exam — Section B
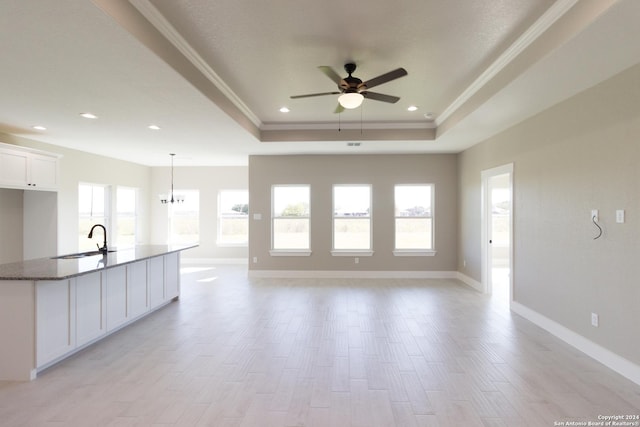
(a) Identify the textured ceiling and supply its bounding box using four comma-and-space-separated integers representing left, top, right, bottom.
0, 0, 638, 166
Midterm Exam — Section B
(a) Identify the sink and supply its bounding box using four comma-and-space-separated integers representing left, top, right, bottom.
53, 250, 116, 260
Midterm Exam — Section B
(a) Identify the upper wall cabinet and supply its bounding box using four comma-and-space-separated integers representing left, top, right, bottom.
0, 142, 61, 191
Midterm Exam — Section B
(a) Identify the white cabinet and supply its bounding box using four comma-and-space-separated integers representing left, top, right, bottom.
128, 260, 149, 319
36, 279, 75, 367
148, 256, 165, 309
165, 252, 180, 300
0, 143, 59, 191
106, 266, 128, 331
75, 272, 106, 347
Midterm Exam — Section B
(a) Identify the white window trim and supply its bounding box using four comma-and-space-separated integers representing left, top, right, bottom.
393, 249, 437, 257
270, 249, 312, 257
331, 250, 374, 257
393, 183, 435, 252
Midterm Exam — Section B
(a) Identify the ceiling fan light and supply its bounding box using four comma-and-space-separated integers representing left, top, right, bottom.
338, 92, 364, 109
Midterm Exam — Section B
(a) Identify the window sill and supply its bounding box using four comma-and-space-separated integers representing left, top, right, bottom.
216, 241, 248, 248
393, 250, 437, 257
269, 250, 312, 257
331, 250, 374, 257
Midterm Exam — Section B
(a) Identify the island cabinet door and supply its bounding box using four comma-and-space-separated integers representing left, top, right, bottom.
36, 279, 76, 368
75, 272, 106, 347
165, 252, 180, 300
148, 256, 165, 309
128, 260, 149, 319
106, 265, 128, 331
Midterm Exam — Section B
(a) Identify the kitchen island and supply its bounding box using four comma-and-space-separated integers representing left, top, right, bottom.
0, 244, 196, 381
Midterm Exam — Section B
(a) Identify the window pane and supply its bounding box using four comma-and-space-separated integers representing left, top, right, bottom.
273, 218, 309, 249
169, 190, 199, 244
395, 218, 432, 249
333, 185, 371, 250
273, 186, 309, 217
394, 185, 433, 250
219, 190, 249, 245
395, 185, 431, 217
272, 185, 310, 250
116, 187, 136, 248
334, 186, 370, 217
334, 218, 370, 249
79, 183, 109, 251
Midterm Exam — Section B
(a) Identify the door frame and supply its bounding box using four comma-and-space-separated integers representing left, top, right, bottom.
481, 163, 513, 299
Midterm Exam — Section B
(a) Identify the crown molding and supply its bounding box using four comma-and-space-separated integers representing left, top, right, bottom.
129, 0, 262, 128
436, 0, 579, 127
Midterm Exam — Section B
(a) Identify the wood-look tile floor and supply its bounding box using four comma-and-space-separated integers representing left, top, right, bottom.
1, 264, 639, 426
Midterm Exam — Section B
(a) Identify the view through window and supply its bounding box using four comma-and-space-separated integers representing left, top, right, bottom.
272, 185, 310, 250
169, 190, 200, 245
218, 190, 249, 245
78, 183, 109, 252
333, 185, 371, 250
394, 184, 433, 250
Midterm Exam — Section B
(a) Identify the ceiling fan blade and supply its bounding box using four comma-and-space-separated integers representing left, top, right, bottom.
333, 103, 345, 114
362, 92, 400, 103
318, 66, 344, 85
290, 91, 341, 99
361, 68, 407, 90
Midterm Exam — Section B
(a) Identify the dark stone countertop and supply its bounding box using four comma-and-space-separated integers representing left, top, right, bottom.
0, 244, 197, 281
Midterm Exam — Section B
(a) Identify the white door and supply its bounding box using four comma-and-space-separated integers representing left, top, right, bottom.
481, 164, 513, 302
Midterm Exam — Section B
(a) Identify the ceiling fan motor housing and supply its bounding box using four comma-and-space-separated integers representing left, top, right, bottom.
342, 63, 365, 92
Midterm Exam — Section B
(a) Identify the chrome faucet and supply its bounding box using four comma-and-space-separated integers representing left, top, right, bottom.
88, 224, 108, 253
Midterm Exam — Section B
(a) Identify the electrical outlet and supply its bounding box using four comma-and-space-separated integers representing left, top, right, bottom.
253, 257, 258, 263
591, 312, 599, 327
616, 210, 625, 223
591, 209, 598, 221
355, 257, 359, 264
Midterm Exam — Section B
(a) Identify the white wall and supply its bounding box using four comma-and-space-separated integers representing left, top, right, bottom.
0, 188, 24, 264
150, 165, 248, 261
0, 133, 152, 256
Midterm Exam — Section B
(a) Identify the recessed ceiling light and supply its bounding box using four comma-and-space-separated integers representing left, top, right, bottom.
32, 125, 47, 131
279, 107, 290, 113
407, 105, 418, 111
148, 125, 161, 130
424, 112, 435, 120
80, 112, 98, 119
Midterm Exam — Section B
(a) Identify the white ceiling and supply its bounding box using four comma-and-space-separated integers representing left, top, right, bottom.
1, 0, 638, 166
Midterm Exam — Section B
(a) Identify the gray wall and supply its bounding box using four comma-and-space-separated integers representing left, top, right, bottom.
249, 154, 458, 272
458, 63, 640, 365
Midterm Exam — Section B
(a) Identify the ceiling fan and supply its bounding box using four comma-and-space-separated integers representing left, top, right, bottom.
290, 63, 408, 112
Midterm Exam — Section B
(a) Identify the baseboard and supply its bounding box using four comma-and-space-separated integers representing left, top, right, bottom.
182, 257, 248, 265
248, 270, 459, 279
511, 301, 640, 386
455, 272, 484, 293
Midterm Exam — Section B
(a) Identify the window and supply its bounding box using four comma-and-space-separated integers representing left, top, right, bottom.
169, 190, 199, 245
333, 185, 372, 254
116, 187, 137, 248
218, 190, 249, 245
394, 184, 434, 255
78, 183, 109, 252
271, 185, 310, 254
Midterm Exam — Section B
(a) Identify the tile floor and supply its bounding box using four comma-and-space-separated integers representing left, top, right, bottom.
0, 264, 638, 426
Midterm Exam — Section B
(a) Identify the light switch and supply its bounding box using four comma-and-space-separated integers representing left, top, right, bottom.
616, 210, 625, 223
253, 213, 262, 220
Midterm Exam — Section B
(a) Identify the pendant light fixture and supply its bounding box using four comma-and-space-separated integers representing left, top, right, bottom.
159, 153, 185, 204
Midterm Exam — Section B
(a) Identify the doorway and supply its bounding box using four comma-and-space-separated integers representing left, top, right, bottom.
481, 164, 513, 304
